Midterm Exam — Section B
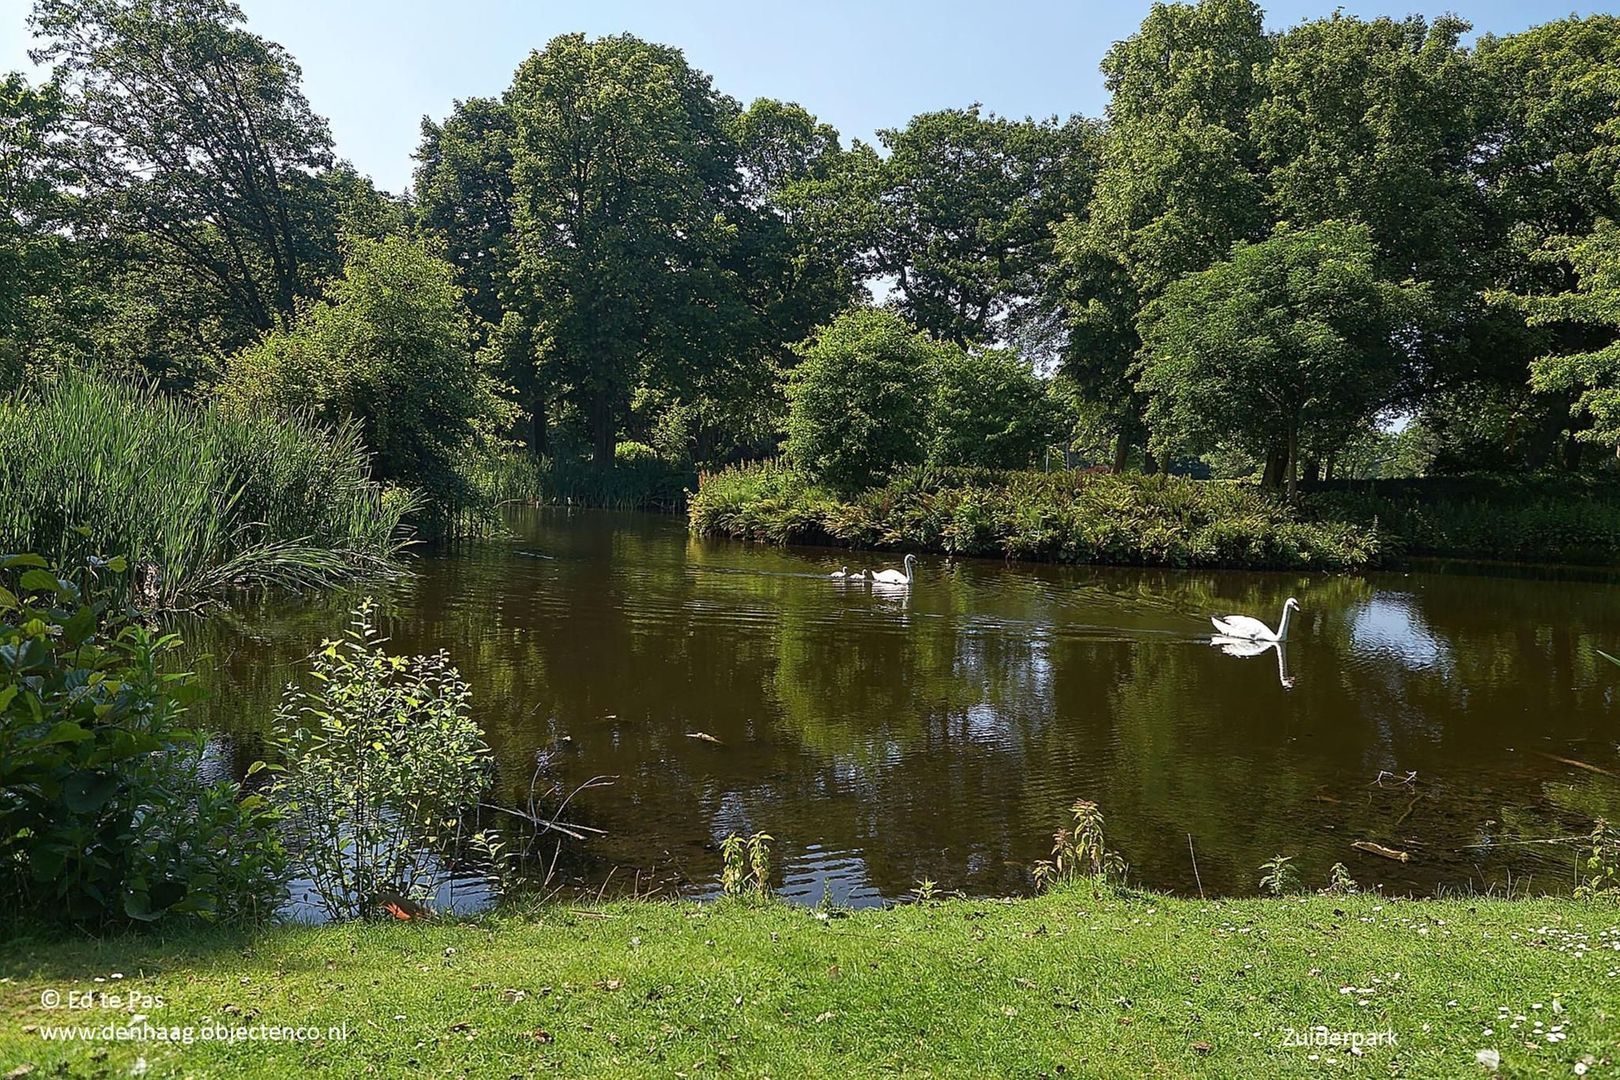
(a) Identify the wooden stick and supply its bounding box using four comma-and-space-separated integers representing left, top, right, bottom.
1352, 840, 1411, 863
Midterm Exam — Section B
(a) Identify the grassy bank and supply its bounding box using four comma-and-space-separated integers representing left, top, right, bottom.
3, 889, 1616, 1077
690, 462, 1379, 570
1304, 476, 1620, 566
0, 372, 412, 607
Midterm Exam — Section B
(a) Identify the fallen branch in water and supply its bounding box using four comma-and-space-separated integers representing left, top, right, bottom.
1352, 840, 1411, 862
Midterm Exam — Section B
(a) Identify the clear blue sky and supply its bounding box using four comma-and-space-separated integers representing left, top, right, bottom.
2, 0, 1610, 194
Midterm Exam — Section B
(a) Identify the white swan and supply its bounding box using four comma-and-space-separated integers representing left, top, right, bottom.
871, 553, 916, 585
1211, 597, 1299, 642
828, 566, 851, 578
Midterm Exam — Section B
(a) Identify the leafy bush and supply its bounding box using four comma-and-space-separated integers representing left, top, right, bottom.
784, 308, 943, 491
217, 235, 512, 530
271, 601, 491, 922
0, 370, 413, 608
0, 553, 286, 928
929, 347, 1060, 469
690, 461, 1379, 570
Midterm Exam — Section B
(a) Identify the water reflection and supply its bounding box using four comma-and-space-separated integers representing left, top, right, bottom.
1211, 637, 1294, 689
185, 508, 1620, 905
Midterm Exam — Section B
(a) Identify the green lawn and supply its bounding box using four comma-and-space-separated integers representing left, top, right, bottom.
2, 889, 1617, 1078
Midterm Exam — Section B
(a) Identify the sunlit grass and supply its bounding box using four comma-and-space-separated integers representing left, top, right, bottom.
2, 889, 1615, 1077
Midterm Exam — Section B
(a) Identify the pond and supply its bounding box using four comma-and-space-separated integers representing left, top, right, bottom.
193, 508, 1620, 907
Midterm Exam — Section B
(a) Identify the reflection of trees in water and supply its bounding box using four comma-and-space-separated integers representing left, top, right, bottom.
176, 510, 1620, 899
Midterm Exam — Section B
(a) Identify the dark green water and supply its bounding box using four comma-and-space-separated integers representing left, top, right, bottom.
193, 508, 1620, 905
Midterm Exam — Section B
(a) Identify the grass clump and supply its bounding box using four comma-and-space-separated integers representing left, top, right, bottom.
0, 371, 412, 607
690, 461, 1379, 570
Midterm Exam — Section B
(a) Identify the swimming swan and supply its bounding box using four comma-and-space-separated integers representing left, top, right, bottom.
829, 566, 851, 578
871, 553, 916, 585
1210, 597, 1299, 642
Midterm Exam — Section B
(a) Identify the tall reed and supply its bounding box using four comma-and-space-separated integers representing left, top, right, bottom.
0, 371, 415, 607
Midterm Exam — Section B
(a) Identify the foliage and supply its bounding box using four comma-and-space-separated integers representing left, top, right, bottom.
1032, 799, 1125, 889
718, 831, 774, 900
26, 0, 380, 380
270, 601, 491, 922
928, 347, 1061, 470
1137, 221, 1428, 495
218, 235, 501, 521
1505, 223, 1620, 450
1304, 475, 1620, 565
0, 553, 286, 928
0, 73, 79, 393
508, 34, 792, 465
1258, 853, 1301, 896
829, 107, 1098, 344
0, 370, 412, 608
1572, 819, 1620, 901
691, 461, 1379, 570
783, 308, 944, 490
1322, 862, 1359, 896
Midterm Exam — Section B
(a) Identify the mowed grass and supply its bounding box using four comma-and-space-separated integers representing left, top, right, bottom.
2, 890, 1617, 1078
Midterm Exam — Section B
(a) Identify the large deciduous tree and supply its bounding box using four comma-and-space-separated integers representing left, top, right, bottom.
836, 107, 1098, 345
30, 0, 338, 334
1137, 222, 1426, 497
507, 33, 750, 465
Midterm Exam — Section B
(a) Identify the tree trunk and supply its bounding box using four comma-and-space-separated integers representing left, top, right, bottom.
1143, 449, 1159, 475
1260, 448, 1285, 489
591, 387, 614, 465
529, 389, 548, 459
1302, 458, 1321, 484
1286, 425, 1299, 501
1112, 429, 1130, 473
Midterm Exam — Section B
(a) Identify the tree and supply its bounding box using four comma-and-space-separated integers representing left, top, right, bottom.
1053, 0, 1270, 470
929, 348, 1058, 469
1511, 223, 1620, 450
840, 108, 1098, 345
28, 0, 368, 375
0, 72, 78, 389
218, 236, 494, 500
507, 33, 750, 465
413, 95, 517, 336
784, 308, 943, 490
1137, 222, 1426, 497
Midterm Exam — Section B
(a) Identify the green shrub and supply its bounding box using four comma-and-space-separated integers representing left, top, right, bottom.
929, 347, 1060, 469
784, 309, 942, 491
270, 601, 491, 922
0, 553, 287, 928
690, 461, 1379, 570
0, 370, 413, 608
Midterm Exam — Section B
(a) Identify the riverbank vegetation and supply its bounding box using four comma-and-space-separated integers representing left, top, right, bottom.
0, 372, 411, 607
5, 890, 1619, 1077
2, 0, 1619, 586
690, 461, 1379, 570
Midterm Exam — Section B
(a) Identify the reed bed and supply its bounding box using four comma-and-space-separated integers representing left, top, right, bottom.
0, 371, 415, 607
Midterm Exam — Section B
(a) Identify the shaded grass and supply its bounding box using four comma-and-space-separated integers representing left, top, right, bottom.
0, 371, 413, 607
1304, 475, 1620, 566
690, 462, 1379, 570
2, 889, 1616, 1077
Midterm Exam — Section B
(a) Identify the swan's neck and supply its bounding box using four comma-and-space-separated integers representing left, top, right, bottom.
905, 561, 913, 583
1276, 604, 1294, 642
